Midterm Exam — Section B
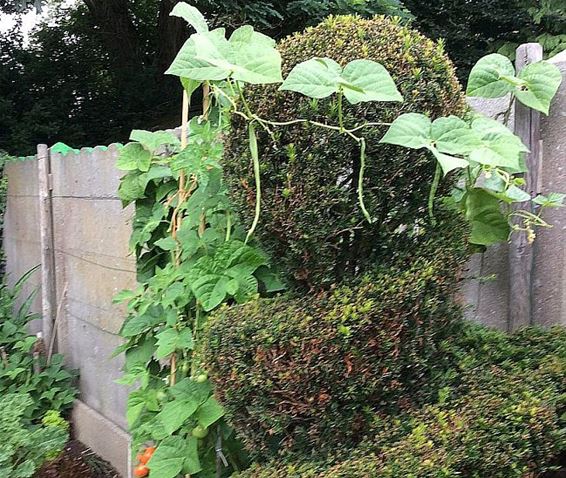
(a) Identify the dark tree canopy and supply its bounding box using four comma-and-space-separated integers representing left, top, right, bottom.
0, 0, 409, 155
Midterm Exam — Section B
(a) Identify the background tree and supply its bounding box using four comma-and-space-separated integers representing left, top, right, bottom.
404, 0, 566, 78
0, 0, 409, 155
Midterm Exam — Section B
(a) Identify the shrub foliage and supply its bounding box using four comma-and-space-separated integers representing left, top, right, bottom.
202, 222, 468, 457
224, 14, 466, 289
232, 324, 566, 477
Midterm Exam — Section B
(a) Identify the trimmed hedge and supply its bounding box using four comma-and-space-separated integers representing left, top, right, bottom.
224, 14, 466, 290
201, 220, 468, 458
233, 324, 566, 478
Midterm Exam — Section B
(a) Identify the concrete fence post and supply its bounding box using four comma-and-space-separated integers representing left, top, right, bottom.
508, 43, 543, 331
37, 144, 57, 348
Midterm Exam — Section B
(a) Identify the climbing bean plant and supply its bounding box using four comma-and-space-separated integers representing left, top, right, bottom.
115, 4, 563, 478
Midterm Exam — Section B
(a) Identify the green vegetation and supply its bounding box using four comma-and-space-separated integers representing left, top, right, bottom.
0, 393, 69, 477
232, 323, 566, 477
224, 14, 465, 289
201, 218, 467, 457
111, 3, 563, 476
0, 272, 78, 421
0, 273, 76, 477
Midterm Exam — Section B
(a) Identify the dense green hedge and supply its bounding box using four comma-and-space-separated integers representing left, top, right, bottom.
233, 324, 566, 477
201, 218, 468, 458
224, 14, 466, 290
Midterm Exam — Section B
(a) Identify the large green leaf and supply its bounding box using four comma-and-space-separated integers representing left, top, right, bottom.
229, 26, 283, 84
129, 130, 180, 154
469, 117, 528, 171
379, 113, 431, 149
181, 438, 201, 475
195, 396, 224, 428
166, 29, 231, 81
146, 436, 187, 478
515, 61, 562, 115
118, 172, 147, 206
117, 143, 151, 172
466, 53, 515, 98
280, 57, 342, 98
170, 2, 208, 33
465, 189, 510, 246
167, 27, 282, 84
380, 113, 469, 175
431, 116, 481, 155
428, 148, 469, 175
340, 59, 402, 104
155, 328, 194, 359
120, 309, 163, 337
533, 192, 565, 208
156, 398, 200, 435
280, 58, 401, 104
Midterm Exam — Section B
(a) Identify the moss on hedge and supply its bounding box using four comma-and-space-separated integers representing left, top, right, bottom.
233, 324, 566, 478
224, 14, 466, 289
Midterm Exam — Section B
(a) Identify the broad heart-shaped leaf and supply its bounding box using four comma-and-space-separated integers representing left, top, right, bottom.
431, 116, 481, 155
117, 143, 151, 172
467, 53, 516, 98
155, 327, 194, 359
380, 113, 431, 149
341, 59, 402, 104
195, 396, 224, 428
381, 113, 470, 175
469, 117, 528, 171
156, 398, 200, 435
533, 192, 565, 208
130, 130, 180, 154
465, 188, 510, 246
428, 148, 469, 175
280, 57, 342, 98
515, 61, 563, 114
167, 27, 282, 84
118, 171, 146, 206
229, 26, 283, 84
147, 436, 189, 478
181, 437, 201, 475
170, 2, 208, 33
166, 29, 231, 80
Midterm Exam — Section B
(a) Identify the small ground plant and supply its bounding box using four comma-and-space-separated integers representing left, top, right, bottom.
0, 271, 77, 421
115, 4, 563, 478
0, 393, 69, 478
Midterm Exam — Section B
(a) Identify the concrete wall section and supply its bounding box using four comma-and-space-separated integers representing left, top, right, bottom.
463, 51, 566, 330
4, 146, 136, 476
3, 159, 42, 332
461, 96, 513, 330
49, 146, 135, 475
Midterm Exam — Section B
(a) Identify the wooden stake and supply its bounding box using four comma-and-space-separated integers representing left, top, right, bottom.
38, 144, 57, 348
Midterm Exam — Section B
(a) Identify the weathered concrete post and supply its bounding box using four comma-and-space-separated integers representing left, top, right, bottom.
37, 144, 57, 347
533, 50, 566, 327
508, 43, 543, 331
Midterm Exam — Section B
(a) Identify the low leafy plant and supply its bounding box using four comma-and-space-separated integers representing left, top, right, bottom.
0, 271, 78, 421
0, 393, 69, 478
